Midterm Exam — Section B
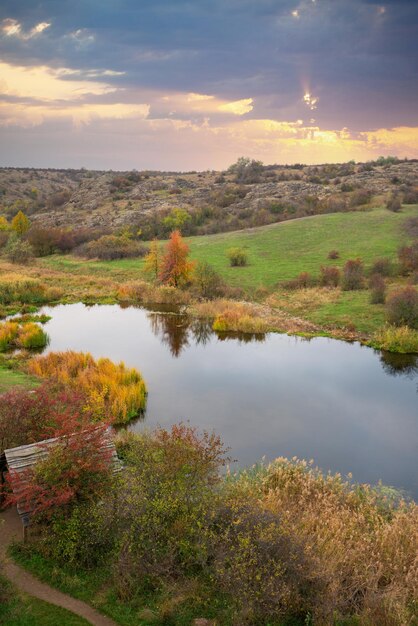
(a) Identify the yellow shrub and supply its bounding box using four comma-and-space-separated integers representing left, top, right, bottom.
16, 322, 49, 349
28, 351, 147, 424
0, 321, 19, 350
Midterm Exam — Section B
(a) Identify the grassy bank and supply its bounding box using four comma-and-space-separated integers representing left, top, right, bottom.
0, 205, 417, 350
0, 363, 39, 393
0, 575, 90, 626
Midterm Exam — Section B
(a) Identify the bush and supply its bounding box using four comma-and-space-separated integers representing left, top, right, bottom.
192, 261, 226, 299
78, 235, 146, 260
402, 216, 418, 238
4, 234, 34, 264
0, 320, 48, 351
369, 274, 386, 304
327, 249, 340, 260
16, 322, 49, 349
284, 271, 316, 290
0, 384, 87, 455
373, 325, 418, 353
227, 247, 248, 267
386, 192, 402, 212
385, 285, 418, 328
28, 351, 147, 424
27, 227, 76, 257
398, 242, 418, 275
341, 258, 365, 290
320, 266, 340, 287
370, 257, 392, 277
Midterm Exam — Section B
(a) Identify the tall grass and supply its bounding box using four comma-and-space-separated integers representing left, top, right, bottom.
117, 280, 190, 305
28, 351, 147, 424
0, 274, 62, 304
0, 320, 48, 351
372, 325, 418, 353
193, 299, 270, 333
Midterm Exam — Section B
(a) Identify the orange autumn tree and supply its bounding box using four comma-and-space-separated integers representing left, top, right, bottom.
159, 230, 195, 287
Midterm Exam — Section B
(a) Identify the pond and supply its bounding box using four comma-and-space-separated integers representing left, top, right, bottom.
39, 303, 418, 499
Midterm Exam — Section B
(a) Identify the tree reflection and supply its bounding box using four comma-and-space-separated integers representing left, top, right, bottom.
148, 312, 266, 356
379, 350, 418, 380
149, 313, 190, 357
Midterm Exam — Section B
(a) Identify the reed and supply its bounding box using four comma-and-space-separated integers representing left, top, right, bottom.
28, 351, 147, 424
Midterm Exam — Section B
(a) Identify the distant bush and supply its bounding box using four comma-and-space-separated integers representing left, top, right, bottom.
320, 266, 340, 287
4, 234, 34, 264
341, 258, 365, 290
398, 242, 418, 275
27, 227, 76, 256
369, 274, 386, 304
327, 249, 339, 259
370, 257, 393, 277
192, 261, 226, 299
78, 235, 146, 260
402, 216, 418, 238
284, 271, 316, 290
386, 193, 402, 212
350, 188, 372, 207
227, 247, 248, 267
385, 286, 418, 328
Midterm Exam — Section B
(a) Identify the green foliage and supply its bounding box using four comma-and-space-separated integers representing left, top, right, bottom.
192, 261, 225, 299
227, 246, 248, 267
372, 325, 418, 353
162, 207, 191, 232
11, 210, 31, 235
4, 233, 34, 264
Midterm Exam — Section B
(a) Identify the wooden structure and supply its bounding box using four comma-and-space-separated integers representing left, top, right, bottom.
0, 428, 121, 540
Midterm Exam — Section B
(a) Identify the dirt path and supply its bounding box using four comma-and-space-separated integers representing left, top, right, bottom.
0, 507, 118, 626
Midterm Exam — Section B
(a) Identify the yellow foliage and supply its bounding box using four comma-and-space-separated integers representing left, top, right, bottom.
28, 351, 147, 424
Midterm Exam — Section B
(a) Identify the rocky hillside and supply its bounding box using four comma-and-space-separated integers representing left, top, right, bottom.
1, 160, 417, 233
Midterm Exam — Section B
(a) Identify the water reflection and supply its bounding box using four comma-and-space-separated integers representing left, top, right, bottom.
379, 350, 418, 379
148, 311, 265, 357
39, 304, 418, 497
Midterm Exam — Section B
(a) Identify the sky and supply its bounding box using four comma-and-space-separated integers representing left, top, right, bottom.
0, 0, 418, 170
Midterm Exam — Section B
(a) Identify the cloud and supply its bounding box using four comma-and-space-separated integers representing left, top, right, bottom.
218, 98, 254, 115
0, 101, 150, 127
0, 18, 51, 40
0, 61, 118, 101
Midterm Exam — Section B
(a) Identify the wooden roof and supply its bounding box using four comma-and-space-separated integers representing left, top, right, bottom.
3, 428, 121, 525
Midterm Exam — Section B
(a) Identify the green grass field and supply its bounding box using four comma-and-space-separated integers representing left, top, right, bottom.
39, 207, 417, 290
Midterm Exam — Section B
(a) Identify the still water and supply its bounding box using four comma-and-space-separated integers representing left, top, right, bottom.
39, 303, 418, 498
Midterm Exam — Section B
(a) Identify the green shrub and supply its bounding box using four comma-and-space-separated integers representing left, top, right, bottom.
385, 285, 418, 328
192, 261, 226, 299
373, 325, 418, 353
227, 247, 248, 267
4, 234, 34, 264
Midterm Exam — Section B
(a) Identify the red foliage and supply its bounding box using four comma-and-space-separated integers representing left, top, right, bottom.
4, 412, 113, 517
0, 383, 87, 454
159, 230, 195, 287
